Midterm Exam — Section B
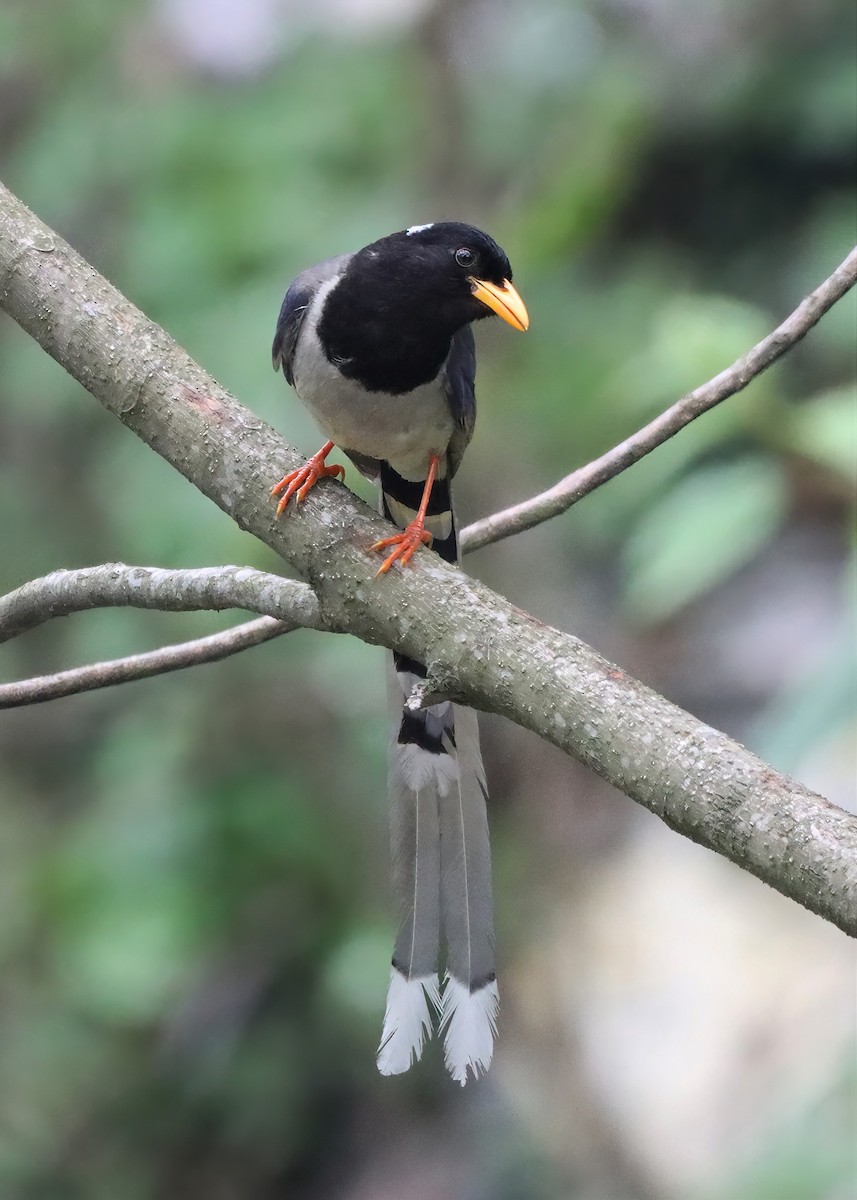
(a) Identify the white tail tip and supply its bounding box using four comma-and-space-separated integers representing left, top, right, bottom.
376, 969, 440, 1076
439, 975, 499, 1086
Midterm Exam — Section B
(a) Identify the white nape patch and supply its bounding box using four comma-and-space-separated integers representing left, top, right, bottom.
377, 969, 440, 1076
439, 975, 499, 1087
396, 744, 459, 795
406, 223, 434, 236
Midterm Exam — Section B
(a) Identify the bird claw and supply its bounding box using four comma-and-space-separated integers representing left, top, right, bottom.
271, 446, 345, 516
372, 522, 433, 575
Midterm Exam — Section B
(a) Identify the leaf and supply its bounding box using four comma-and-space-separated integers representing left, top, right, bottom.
622, 456, 788, 623
784, 386, 857, 481
612, 292, 774, 418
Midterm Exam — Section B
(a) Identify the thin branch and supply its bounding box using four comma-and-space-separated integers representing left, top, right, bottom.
1, 180, 855, 936
0, 563, 323, 706
0, 616, 287, 708
0, 564, 324, 643
460, 245, 857, 553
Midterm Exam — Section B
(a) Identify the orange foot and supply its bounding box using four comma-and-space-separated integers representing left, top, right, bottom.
372, 452, 440, 576
271, 440, 345, 516
371, 519, 433, 576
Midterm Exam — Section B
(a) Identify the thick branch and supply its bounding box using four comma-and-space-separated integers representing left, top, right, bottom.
1, 180, 855, 935
461, 244, 857, 552
0, 616, 287, 708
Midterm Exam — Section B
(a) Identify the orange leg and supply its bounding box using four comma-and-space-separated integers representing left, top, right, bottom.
271, 441, 345, 516
372, 454, 439, 576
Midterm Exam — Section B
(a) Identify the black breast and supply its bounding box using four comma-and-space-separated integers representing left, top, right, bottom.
317, 265, 455, 395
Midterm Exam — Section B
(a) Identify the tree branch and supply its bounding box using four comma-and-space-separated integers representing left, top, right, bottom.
0, 564, 323, 643
1, 180, 855, 936
460, 244, 857, 552
0, 615, 287, 708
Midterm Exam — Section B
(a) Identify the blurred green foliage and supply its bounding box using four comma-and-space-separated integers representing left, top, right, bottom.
0, 0, 855, 1197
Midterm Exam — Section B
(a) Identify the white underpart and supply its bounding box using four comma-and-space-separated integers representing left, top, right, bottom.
406, 222, 434, 235
377, 970, 440, 1075
439, 975, 499, 1086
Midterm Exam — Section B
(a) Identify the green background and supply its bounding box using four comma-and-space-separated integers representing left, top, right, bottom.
0, 1, 855, 1197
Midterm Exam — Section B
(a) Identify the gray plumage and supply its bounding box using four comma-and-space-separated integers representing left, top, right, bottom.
272, 254, 350, 385
438, 705, 494, 991
387, 665, 442, 984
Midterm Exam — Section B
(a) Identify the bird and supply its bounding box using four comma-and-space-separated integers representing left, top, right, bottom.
270, 222, 528, 1084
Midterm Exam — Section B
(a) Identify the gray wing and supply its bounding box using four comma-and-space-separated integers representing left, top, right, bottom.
442, 326, 477, 478
272, 252, 351, 386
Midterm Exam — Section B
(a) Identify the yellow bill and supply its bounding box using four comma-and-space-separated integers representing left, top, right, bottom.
469, 277, 529, 331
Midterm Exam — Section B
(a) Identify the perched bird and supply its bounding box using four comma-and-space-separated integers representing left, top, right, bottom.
271, 222, 528, 1084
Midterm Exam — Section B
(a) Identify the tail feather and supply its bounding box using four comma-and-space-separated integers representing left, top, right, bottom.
438, 704, 497, 1084
439, 975, 499, 1085
387, 740, 442, 981
376, 664, 442, 1076
377, 969, 440, 1076
377, 457, 496, 1084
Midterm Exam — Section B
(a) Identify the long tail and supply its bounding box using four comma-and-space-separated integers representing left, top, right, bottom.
376, 655, 443, 1076
375, 461, 497, 1085
437, 704, 497, 1085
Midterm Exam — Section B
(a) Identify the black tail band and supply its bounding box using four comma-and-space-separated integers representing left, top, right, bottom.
380, 462, 451, 516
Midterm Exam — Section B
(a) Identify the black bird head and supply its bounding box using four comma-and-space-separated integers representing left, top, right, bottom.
316, 221, 528, 394
355, 221, 529, 334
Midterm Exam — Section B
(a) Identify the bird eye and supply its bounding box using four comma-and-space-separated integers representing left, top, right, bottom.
455, 247, 475, 268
